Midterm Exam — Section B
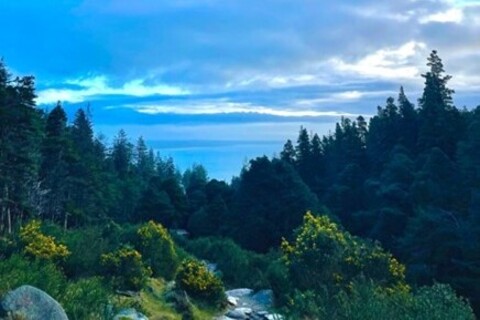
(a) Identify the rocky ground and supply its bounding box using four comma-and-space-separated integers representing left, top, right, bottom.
217, 288, 283, 320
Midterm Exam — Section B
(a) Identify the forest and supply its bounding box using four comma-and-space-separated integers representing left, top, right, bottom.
0, 51, 479, 319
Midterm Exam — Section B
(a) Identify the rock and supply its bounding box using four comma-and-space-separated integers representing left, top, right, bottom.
264, 314, 284, 320
113, 308, 148, 320
1, 285, 68, 320
226, 307, 252, 319
251, 290, 273, 309
225, 288, 254, 298
227, 296, 238, 307
223, 288, 282, 320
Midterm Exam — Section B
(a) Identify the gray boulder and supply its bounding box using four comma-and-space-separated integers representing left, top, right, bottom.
1, 285, 68, 320
113, 308, 148, 320
225, 289, 253, 298
226, 307, 252, 319
251, 290, 273, 309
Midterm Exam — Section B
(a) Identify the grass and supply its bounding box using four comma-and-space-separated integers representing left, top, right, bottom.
115, 278, 221, 320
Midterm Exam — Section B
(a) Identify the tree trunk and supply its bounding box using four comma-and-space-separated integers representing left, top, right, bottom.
7, 206, 11, 234
63, 211, 68, 231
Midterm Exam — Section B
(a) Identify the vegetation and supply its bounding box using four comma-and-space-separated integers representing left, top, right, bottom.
137, 221, 179, 280
175, 259, 226, 307
0, 51, 479, 318
101, 246, 152, 291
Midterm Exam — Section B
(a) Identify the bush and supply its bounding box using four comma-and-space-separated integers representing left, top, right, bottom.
0, 254, 66, 298
183, 236, 272, 289
412, 283, 474, 319
283, 279, 475, 320
101, 246, 152, 291
176, 259, 226, 307
281, 212, 408, 293
61, 277, 111, 320
59, 227, 111, 278
19, 220, 70, 261
137, 221, 179, 280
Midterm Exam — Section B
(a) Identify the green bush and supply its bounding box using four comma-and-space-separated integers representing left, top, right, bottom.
175, 259, 226, 307
101, 246, 152, 291
283, 279, 475, 320
137, 221, 179, 280
60, 227, 111, 278
61, 277, 111, 320
412, 283, 474, 319
0, 235, 17, 259
183, 237, 271, 289
0, 254, 66, 298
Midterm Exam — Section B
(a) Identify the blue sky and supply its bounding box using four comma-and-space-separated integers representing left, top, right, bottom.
1, 0, 480, 180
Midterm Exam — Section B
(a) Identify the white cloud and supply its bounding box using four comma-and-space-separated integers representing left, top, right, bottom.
225, 72, 325, 89
330, 41, 427, 80
419, 8, 464, 24
36, 75, 189, 105
118, 101, 359, 118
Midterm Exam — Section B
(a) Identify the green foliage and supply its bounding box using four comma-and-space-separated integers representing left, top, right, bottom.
137, 221, 179, 280
61, 277, 111, 320
283, 278, 474, 320
412, 283, 474, 319
175, 259, 226, 307
230, 156, 319, 252
101, 246, 152, 291
0, 254, 66, 298
183, 236, 272, 289
60, 226, 111, 278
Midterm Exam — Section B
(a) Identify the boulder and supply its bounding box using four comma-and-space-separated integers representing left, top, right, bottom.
264, 314, 284, 320
226, 307, 252, 319
1, 285, 68, 320
227, 295, 238, 307
113, 308, 148, 320
225, 289, 253, 298
251, 290, 273, 309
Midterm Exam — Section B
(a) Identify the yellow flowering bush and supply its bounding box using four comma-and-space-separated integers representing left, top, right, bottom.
137, 221, 179, 280
281, 212, 407, 293
176, 258, 225, 307
20, 220, 70, 261
101, 246, 152, 291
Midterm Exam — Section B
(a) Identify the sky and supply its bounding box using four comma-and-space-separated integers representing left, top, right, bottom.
1, 0, 480, 180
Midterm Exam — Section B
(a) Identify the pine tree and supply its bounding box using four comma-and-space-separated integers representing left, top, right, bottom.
0, 62, 42, 233
417, 51, 463, 156
280, 139, 296, 165
40, 103, 73, 224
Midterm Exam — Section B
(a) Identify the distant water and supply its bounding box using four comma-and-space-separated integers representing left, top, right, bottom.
148, 140, 284, 181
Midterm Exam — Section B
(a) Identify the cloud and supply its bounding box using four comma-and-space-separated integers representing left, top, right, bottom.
36, 76, 189, 105
329, 41, 428, 80
419, 8, 464, 24
118, 100, 360, 118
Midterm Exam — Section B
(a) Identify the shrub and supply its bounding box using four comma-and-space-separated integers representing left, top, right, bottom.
283, 279, 475, 319
137, 221, 179, 280
19, 220, 70, 261
61, 277, 111, 320
0, 254, 66, 298
281, 212, 407, 293
176, 259, 226, 307
101, 246, 152, 291
412, 283, 474, 319
183, 236, 271, 289
61, 227, 110, 278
